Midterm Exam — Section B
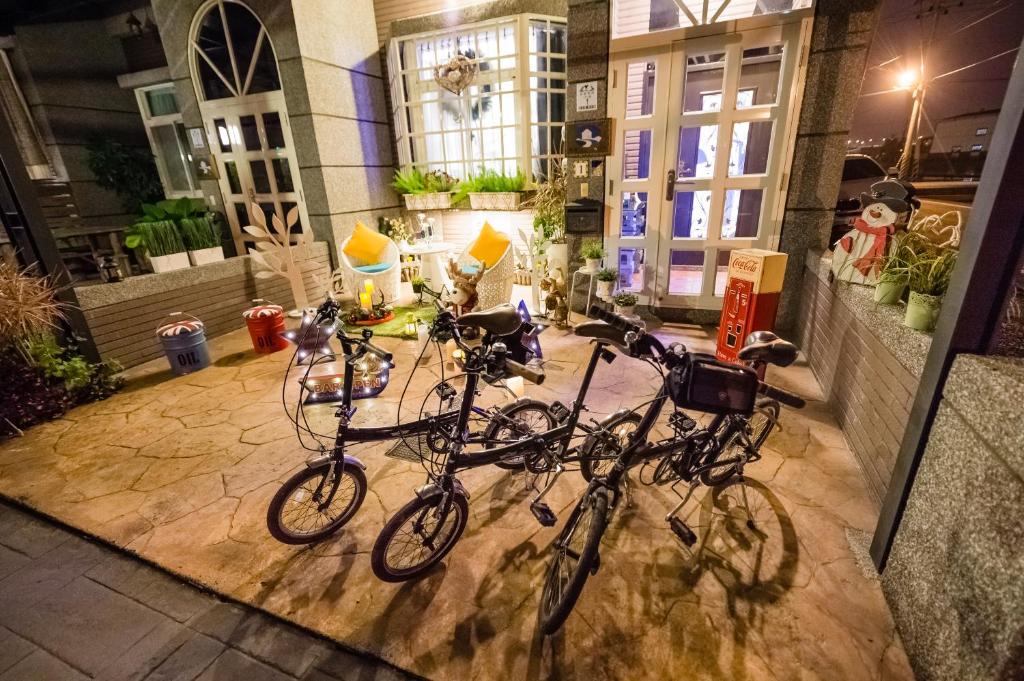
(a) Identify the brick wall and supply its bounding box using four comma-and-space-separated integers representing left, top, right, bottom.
796, 263, 920, 506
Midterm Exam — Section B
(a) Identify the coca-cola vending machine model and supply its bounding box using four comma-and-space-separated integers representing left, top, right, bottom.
716, 249, 788, 364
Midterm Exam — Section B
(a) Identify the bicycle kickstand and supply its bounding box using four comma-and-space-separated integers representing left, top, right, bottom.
664, 479, 701, 547
529, 463, 563, 527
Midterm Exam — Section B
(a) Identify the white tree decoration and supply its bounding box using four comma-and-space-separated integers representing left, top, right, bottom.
244, 202, 311, 312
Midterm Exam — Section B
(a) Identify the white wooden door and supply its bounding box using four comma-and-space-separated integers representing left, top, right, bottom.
607, 19, 808, 310
200, 93, 307, 254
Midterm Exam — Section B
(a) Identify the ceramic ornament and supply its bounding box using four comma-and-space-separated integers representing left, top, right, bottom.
832, 179, 916, 285
433, 54, 478, 95
244, 202, 312, 314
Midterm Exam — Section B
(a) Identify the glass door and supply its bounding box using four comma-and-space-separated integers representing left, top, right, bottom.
201, 94, 305, 254
607, 19, 806, 310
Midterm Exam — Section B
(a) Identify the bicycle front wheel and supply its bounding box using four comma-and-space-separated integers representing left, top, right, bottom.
485, 399, 557, 471
538, 488, 609, 635
700, 398, 779, 486
371, 491, 469, 582
267, 461, 367, 544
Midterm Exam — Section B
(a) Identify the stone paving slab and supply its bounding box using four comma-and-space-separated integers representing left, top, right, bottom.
0, 502, 417, 681
0, 324, 913, 681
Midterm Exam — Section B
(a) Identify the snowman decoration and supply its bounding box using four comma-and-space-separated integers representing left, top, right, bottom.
831, 179, 916, 285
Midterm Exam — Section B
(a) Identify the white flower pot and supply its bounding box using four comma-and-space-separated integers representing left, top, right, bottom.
546, 243, 568, 276
468, 192, 522, 211
613, 304, 636, 317
584, 258, 601, 273
404, 192, 452, 210
150, 252, 190, 273
188, 246, 225, 266
596, 280, 614, 299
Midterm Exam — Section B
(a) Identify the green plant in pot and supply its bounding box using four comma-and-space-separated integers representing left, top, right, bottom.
127, 198, 220, 272
124, 219, 188, 274
596, 267, 617, 299
392, 168, 459, 210
873, 233, 914, 304
612, 291, 638, 316
455, 168, 528, 210
411, 275, 426, 294
904, 245, 957, 332
580, 239, 606, 273
180, 214, 224, 266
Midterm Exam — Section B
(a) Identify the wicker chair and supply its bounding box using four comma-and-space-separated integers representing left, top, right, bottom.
455, 237, 514, 311
337, 237, 401, 304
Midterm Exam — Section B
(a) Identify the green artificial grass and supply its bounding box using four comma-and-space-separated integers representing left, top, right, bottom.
343, 304, 438, 338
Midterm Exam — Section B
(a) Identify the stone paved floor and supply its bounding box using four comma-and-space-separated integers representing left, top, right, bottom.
0, 318, 913, 680
0, 501, 413, 680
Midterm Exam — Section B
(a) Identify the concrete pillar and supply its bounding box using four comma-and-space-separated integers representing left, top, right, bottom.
776, 0, 883, 329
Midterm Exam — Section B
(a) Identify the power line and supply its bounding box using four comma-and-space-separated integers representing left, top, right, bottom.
932, 46, 1020, 80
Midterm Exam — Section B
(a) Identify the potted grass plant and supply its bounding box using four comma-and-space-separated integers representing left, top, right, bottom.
874, 233, 914, 304
181, 214, 224, 266
612, 292, 638, 317
393, 168, 459, 210
596, 268, 617, 299
904, 245, 957, 332
125, 219, 189, 273
581, 239, 605, 273
456, 168, 527, 211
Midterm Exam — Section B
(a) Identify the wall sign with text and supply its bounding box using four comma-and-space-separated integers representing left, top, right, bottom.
575, 81, 598, 112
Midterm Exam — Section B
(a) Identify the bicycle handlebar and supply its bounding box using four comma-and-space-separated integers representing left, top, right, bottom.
504, 359, 545, 385
758, 382, 806, 409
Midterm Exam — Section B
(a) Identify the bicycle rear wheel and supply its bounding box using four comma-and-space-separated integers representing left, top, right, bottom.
538, 488, 609, 635
267, 461, 366, 544
485, 399, 557, 471
371, 490, 469, 582
580, 412, 642, 482
700, 398, 779, 486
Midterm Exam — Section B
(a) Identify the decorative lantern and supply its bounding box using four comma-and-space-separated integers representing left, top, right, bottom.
403, 313, 417, 337
98, 255, 123, 283
242, 300, 288, 354
156, 313, 210, 375
301, 353, 390, 404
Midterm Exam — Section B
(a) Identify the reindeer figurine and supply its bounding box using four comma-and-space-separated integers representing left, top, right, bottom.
445, 259, 487, 315
540, 266, 568, 326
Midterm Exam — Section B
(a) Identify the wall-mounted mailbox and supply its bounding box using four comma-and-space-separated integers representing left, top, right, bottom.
566, 198, 604, 234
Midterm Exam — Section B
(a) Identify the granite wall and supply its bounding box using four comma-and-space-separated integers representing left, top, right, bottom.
775, 0, 882, 329
882, 354, 1024, 681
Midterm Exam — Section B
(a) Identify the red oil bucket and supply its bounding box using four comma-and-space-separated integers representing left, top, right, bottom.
243, 301, 288, 353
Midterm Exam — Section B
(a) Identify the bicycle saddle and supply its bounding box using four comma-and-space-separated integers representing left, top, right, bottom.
574, 320, 629, 351
737, 330, 798, 367
457, 304, 522, 336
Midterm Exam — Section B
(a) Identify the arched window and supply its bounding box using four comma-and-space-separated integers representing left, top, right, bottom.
191, 0, 280, 101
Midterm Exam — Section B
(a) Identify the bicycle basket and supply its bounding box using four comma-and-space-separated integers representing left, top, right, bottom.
667, 354, 758, 416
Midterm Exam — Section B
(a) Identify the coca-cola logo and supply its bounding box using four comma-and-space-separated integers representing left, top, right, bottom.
732, 257, 759, 272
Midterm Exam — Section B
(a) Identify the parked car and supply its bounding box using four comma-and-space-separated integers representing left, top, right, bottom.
830, 154, 890, 248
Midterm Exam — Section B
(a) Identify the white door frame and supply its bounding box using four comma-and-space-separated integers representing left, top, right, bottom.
606, 13, 812, 311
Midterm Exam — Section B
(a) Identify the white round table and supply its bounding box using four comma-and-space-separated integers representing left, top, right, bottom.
399, 241, 456, 293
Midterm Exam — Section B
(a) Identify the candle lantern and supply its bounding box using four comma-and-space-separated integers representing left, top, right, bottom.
403, 313, 417, 337
98, 255, 123, 283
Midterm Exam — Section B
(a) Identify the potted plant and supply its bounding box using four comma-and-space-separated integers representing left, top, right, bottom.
596, 268, 617, 299
524, 156, 567, 274
411, 275, 426, 294
392, 168, 459, 210
125, 219, 189, 273
181, 214, 224, 266
581, 239, 605, 273
378, 215, 414, 246
873, 233, 913, 304
456, 168, 527, 210
612, 292, 638, 317
904, 245, 957, 332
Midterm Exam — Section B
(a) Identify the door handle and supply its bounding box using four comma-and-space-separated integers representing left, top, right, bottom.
665, 169, 676, 201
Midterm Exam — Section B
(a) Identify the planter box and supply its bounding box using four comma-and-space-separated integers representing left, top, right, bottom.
150, 252, 190, 273
403, 192, 452, 210
468, 192, 522, 211
188, 246, 225, 267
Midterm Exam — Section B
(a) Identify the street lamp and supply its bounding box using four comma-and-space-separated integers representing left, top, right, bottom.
896, 68, 919, 91
896, 67, 926, 179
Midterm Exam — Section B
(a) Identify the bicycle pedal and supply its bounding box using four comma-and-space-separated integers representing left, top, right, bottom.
669, 517, 697, 547
549, 401, 570, 424
530, 501, 558, 527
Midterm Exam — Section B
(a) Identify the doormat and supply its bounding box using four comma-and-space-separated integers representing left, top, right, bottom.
384, 434, 428, 463
344, 305, 438, 338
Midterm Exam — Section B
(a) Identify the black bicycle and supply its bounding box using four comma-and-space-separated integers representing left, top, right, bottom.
537, 306, 806, 635
266, 297, 550, 545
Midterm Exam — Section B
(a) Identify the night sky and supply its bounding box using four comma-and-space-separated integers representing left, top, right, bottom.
848, 0, 1024, 143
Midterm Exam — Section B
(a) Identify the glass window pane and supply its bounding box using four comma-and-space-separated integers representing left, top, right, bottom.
262, 112, 285, 149
250, 160, 271, 193
196, 7, 233, 99
240, 115, 261, 150
623, 129, 652, 180
618, 247, 644, 291
620, 191, 648, 237
281, 202, 302, 233
224, 161, 241, 194
677, 125, 717, 178
683, 53, 725, 113
272, 159, 294, 192
151, 124, 190, 192
728, 120, 772, 176
234, 202, 250, 229
625, 61, 656, 118
144, 86, 179, 117
214, 118, 232, 152
223, 3, 262, 78
715, 250, 732, 296
737, 46, 783, 108
723, 189, 763, 238
247, 40, 281, 94
668, 250, 705, 295
673, 190, 712, 239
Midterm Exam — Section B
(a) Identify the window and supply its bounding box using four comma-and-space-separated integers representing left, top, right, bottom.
190, 0, 279, 102
976, 127, 989, 136
612, 0, 812, 39
971, 143, 984, 152
388, 15, 566, 182
135, 84, 199, 197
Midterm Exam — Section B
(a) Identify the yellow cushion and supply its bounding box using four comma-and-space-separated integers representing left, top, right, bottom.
468, 222, 510, 269
343, 222, 390, 265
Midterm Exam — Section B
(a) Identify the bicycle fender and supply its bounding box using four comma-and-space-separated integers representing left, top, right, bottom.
414, 478, 470, 502
305, 454, 367, 470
